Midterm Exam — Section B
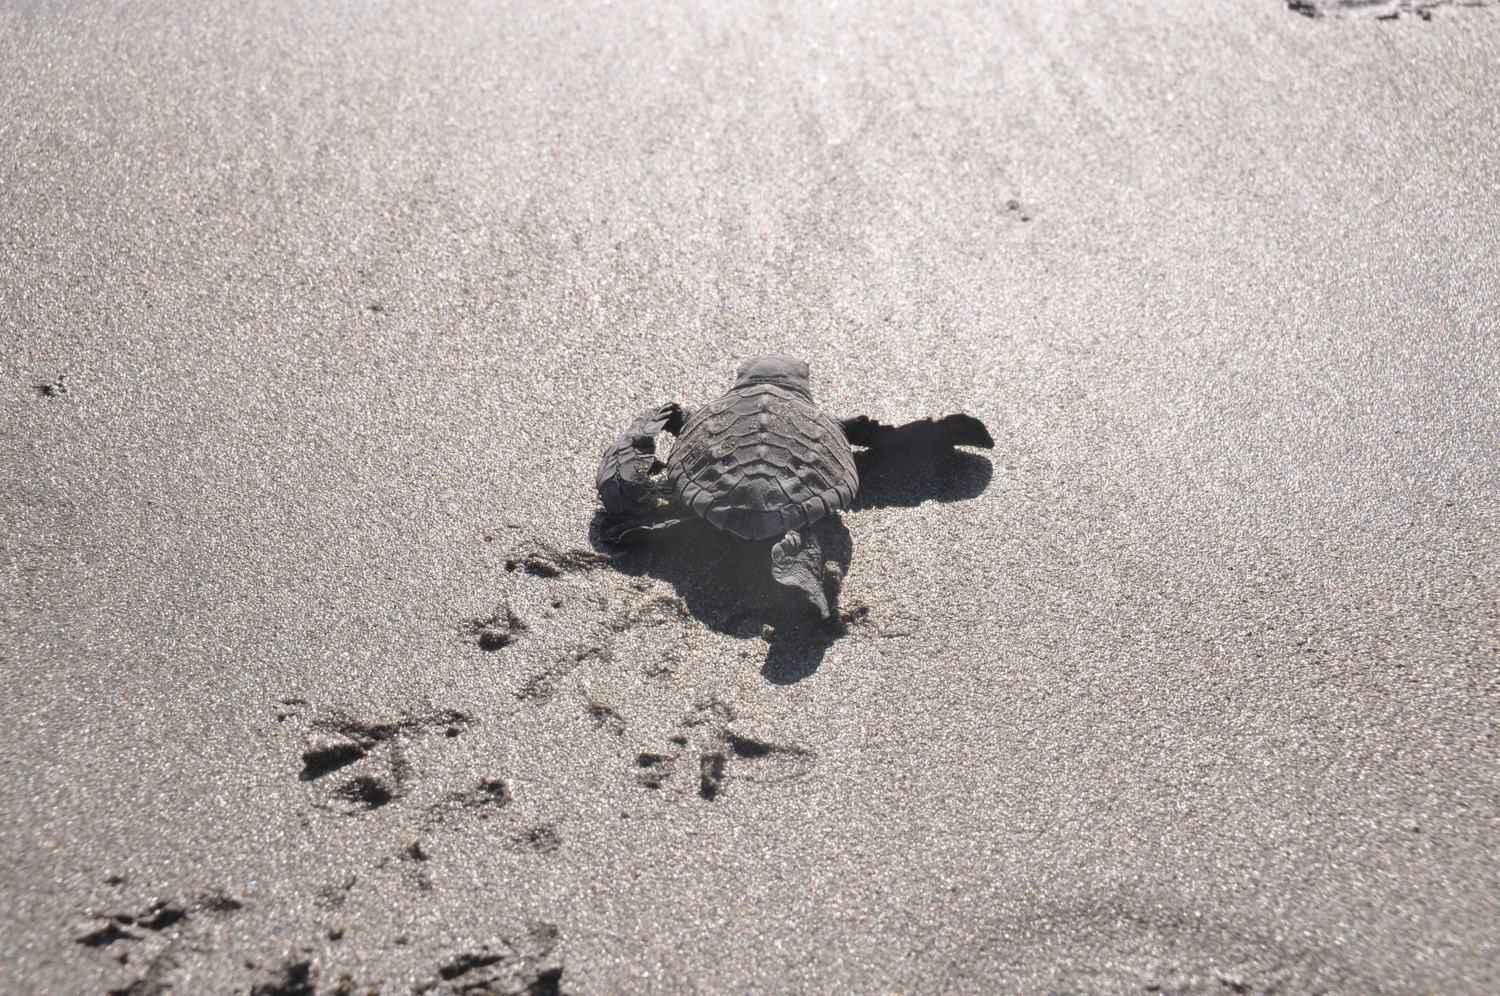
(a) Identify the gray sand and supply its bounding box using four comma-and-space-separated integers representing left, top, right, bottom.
2, 1, 1497, 992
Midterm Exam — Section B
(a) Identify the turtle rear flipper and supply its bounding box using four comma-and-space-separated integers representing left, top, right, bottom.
604, 516, 689, 546
597, 402, 689, 543
770, 529, 829, 619
839, 413, 993, 451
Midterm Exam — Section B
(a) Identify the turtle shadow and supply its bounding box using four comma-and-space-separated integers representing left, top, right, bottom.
589, 447, 993, 683
851, 446, 994, 510
587, 513, 855, 684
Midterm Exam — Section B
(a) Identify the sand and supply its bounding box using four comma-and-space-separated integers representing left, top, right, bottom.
2, 1, 1497, 992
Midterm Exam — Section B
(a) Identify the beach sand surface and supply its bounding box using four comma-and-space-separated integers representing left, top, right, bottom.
2, 1, 1497, 992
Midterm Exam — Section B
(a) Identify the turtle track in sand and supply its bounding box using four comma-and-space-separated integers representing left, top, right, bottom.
279, 702, 478, 815
628, 698, 816, 801
1288, 0, 1493, 18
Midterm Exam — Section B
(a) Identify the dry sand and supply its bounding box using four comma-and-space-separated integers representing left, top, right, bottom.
2, 1, 1497, 992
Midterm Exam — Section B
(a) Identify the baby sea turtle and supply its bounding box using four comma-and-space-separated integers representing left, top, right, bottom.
596, 355, 992, 617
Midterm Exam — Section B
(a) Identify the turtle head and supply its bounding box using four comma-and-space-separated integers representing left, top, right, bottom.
734, 355, 812, 400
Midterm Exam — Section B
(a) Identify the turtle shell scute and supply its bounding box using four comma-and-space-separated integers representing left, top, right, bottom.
667, 384, 858, 540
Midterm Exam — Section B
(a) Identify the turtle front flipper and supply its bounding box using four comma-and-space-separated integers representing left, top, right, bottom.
597, 402, 689, 543
839, 413, 993, 451
770, 529, 829, 619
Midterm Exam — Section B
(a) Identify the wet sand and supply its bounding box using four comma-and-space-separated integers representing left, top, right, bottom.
2, 1, 1497, 992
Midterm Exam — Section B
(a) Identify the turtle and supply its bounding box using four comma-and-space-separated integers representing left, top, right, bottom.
596, 355, 993, 618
